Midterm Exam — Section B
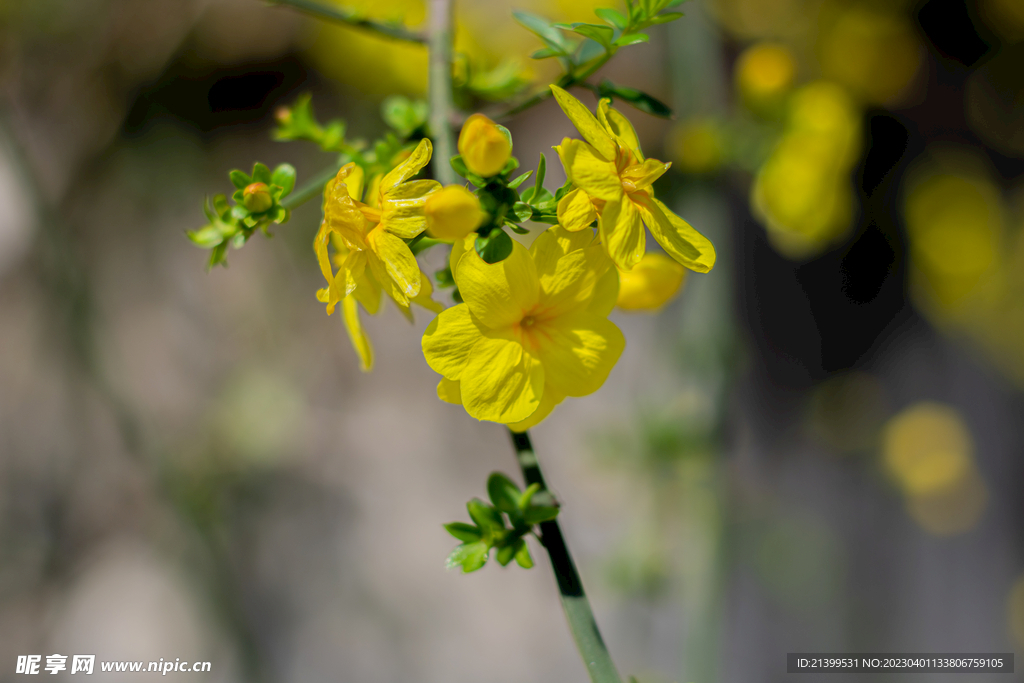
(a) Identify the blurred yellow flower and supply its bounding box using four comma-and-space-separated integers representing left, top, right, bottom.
669, 118, 726, 174
422, 226, 622, 427
425, 185, 484, 240
735, 42, 796, 112
550, 85, 717, 273
458, 113, 511, 177
616, 252, 686, 312
883, 402, 973, 498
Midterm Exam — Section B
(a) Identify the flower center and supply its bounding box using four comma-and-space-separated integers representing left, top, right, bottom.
620, 178, 637, 193
521, 315, 536, 328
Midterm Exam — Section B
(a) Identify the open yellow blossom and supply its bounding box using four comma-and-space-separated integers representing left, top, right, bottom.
458, 113, 511, 177
550, 85, 716, 274
314, 139, 443, 370
422, 226, 622, 428
425, 185, 485, 240
617, 252, 687, 311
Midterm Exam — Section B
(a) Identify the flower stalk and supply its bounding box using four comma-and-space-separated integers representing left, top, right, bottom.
428, 0, 457, 186
509, 429, 623, 683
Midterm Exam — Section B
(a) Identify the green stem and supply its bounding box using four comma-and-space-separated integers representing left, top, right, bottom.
493, 49, 616, 120
281, 163, 341, 210
509, 429, 623, 683
427, 0, 457, 186
267, 0, 426, 43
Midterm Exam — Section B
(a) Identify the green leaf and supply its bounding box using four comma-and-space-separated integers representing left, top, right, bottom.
615, 32, 649, 46
487, 473, 522, 514
513, 11, 572, 51
599, 80, 673, 118
229, 170, 251, 190
531, 47, 564, 59
508, 170, 533, 189
506, 222, 530, 235
446, 541, 489, 573
467, 498, 504, 533
444, 522, 483, 543
645, 11, 683, 25
187, 225, 227, 248
595, 7, 628, 29
559, 22, 614, 47
450, 155, 486, 187
576, 38, 608, 66
519, 483, 541, 510
208, 241, 228, 269
271, 164, 297, 196
475, 228, 514, 264
512, 201, 533, 222
533, 153, 547, 196
251, 162, 272, 185
231, 205, 249, 221
514, 540, 534, 569
496, 543, 517, 566
434, 266, 454, 288
524, 505, 560, 525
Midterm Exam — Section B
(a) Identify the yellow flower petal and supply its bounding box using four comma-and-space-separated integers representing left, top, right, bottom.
533, 244, 614, 319
352, 265, 381, 315
458, 113, 511, 177
596, 98, 642, 160
506, 384, 565, 432
411, 270, 444, 314
460, 332, 543, 423
530, 223, 596, 260
380, 138, 432, 193
366, 225, 422, 299
588, 264, 620, 317
556, 138, 624, 203
437, 377, 463, 404
340, 162, 365, 201
621, 158, 671, 191
342, 296, 373, 372
634, 195, 717, 273
532, 312, 624, 397
557, 187, 598, 232
599, 196, 646, 270
323, 178, 371, 249
450, 233, 476, 281
381, 179, 441, 238
422, 304, 485, 380
616, 252, 687, 311
456, 239, 539, 329
550, 85, 617, 160
425, 185, 485, 240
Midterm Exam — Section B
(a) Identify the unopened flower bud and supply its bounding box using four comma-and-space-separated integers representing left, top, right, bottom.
616, 252, 687, 312
275, 106, 292, 126
425, 186, 484, 240
458, 113, 511, 177
243, 182, 273, 213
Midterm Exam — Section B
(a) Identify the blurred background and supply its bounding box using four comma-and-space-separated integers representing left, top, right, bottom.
0, 0, 1022, 681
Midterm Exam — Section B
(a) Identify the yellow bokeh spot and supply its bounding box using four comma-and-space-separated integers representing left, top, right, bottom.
904, 469, 988, 536
818, 5, 922, 106
735, 42, 796, 111
882, 402, 974, 497
788, 81, 862, 167
670, 118, 725, 174
616, 252, 687, 312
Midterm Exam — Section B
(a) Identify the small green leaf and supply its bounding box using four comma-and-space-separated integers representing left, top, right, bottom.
187, 226, 226, 248
229, 170, 251, 189
513, 11, 571, 51
496, 543, 517, 566
434, 266, 454, 288
519, 483, 541, 510
599, 80, 673, 118
467, 498, 504, 533
533, 153, 547, 195
487, 473, 522, 514
475, 228, 514, 264
506, 222, 530, 235
563, 22, 615, 47
514, 540, 534, 569
594, 7, 628, 29
446, 541, 489, 573
271, 164, 297, 196
512, 201, 533, 222
524, 505, 560, 525
646, 11, 683, 25
251, 162, 272, 185
508, 170, 533, 189
208, 241, 228, 269
231, 205, 249, 221
615, 32, 649, 47
444, 522, 483, 543
500, 156, 520, 176
531, 47, 564, 59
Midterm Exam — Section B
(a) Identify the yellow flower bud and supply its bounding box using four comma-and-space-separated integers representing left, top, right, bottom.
616, 252, 687, 312
458, 113, 511, 177
243, 182, 273, 213
425, 185, 484, 240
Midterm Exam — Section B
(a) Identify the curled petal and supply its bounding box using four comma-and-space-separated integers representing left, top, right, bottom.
550, 85, 617, 161
366, 225, 422, 299
599, 196, 646, 271
597, 99, 642, 160
555, 139, 623, 203
621, 158, 671, 192
634, 195, 717, 273
342, 296, 373, 372
557, 188, 598, 232
437, 377, 463, 405
380, 138, 433, 193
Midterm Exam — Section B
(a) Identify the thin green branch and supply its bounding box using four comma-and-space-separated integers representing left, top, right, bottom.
267, 0, 426, 43
509, 429, 623, 683
492, 49, 616, 120
427, 0, 457, 186
281, 164, 341, 210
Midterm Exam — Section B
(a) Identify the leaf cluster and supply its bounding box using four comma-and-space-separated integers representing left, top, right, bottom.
444, 472, 559, 573
188, 162, 296, 269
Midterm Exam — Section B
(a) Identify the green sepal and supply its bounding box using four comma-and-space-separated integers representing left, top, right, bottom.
512, 201, 533, 222
467, 498, 504, 534
251, 162, 272, 185
519, 483, 541, 509
271, 164, 297, 196
505, 222, 530, 235
475, 228, 513, 264
444, 522, 483, 543
514, 540, 534, 569
229, 170, 251, 190
450, 155, 486, 187
496, 543, 517, 567
487, 472, 522, 514
208, 242, 228, 270
381, 95, 428, 137
508, 170, 533, 189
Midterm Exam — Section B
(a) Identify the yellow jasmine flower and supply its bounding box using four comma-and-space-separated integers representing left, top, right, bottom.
422, 226, 622, 428
425, 185, 485, 240
550, 85, 716, 274
616, 252, 687, 312
458, 113, 511, 177
314, 139, 443, 371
